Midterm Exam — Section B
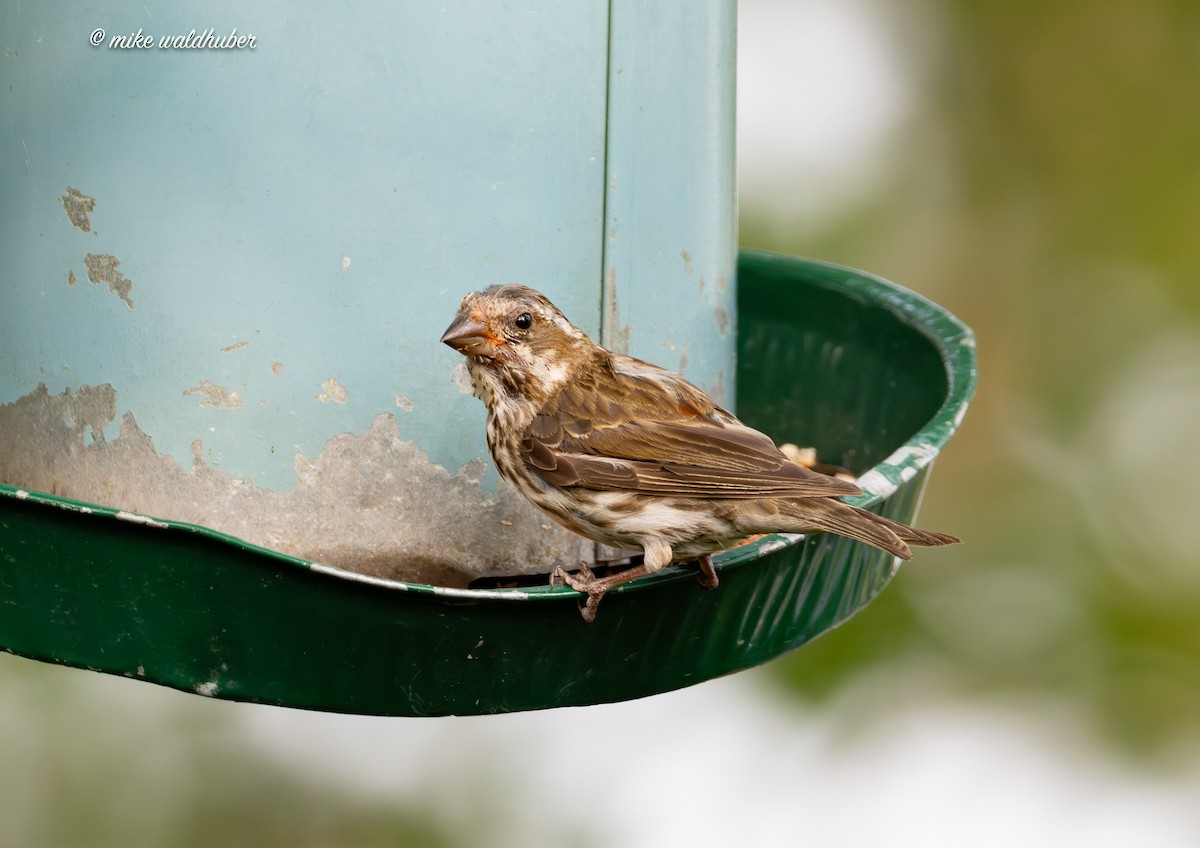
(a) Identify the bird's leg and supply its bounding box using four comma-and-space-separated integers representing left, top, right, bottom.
556, 563, 654, 623
694, 554, 719, 591
549, 561, 594, 588
550, 540, 673, 623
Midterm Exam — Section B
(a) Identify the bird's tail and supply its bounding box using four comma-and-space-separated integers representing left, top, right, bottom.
759, 498, 960, 560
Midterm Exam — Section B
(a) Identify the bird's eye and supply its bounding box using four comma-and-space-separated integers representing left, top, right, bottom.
514, 312, 533, 330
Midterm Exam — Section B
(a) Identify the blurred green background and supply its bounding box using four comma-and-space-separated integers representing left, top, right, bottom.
4, 0, 1200, 845
744, 0, 1200, 763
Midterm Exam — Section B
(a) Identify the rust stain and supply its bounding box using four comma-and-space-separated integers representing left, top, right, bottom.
60, 187, 96, 233
82, 253, 134, 309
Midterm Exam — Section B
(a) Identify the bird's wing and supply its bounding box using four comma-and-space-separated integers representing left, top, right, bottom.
520, 353, 861, 500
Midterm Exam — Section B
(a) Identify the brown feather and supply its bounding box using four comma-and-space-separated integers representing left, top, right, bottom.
519, 350, 861, 500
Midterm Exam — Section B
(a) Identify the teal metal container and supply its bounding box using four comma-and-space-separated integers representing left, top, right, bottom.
0, 1, 736, 582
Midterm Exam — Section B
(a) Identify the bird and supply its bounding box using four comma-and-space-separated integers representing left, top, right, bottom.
441, 284, 959, 622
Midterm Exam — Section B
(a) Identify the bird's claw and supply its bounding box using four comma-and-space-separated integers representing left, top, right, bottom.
551, 555, 719, 622
549, 565, 604, 622
548, 562, 640, 623
694, 554, 719, 591
550, 562, 594, 591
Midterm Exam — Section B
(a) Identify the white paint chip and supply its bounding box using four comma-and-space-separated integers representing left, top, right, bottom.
316, 378, 349, 404
115, 511, 169, 529
184, 380, 243, 409
451, 361, 474, 395
856, 469, 899, 499
342, 256, 351, 272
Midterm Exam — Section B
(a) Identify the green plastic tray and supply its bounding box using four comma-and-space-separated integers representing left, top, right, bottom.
0, 251, 976, 715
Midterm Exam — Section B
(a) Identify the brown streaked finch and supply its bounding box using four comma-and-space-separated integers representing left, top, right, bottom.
441, 284, 959, 622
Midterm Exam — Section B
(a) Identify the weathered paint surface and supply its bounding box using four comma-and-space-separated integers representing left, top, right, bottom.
1, 2, 610, 495
0, 2, 736, 581
602, 0, 738, 408
0, 384, 589, 585
82, 253, 134, 308
316, 378, 349, 405
60, 187, 97, 233
184, 380, 242, 409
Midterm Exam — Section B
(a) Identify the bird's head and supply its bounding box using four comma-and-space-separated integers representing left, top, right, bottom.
441, 284, 591, 404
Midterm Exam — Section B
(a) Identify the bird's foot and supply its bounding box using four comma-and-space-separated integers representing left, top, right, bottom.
549, 562, 653, 623
694, 554, 719, 591
550, 561, 595, 589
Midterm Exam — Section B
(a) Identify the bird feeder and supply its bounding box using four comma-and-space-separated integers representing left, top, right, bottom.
0, 4, 975, 714
0, 0, 735, 586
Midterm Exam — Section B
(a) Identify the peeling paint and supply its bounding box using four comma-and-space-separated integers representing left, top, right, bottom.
67, 269, 76, 286
395, 395, 414, 412
458, 457, 487, 484
82, 253, 134, 309
756, 533, 803, 557
269, 361, 284, 376
116, 510, 169, 529
341, 256, 351, 272
0, 384, 590, 586
714, 302, 730, 338
316, 378, 348, 404
60, 187, 96, 233
220, 341, 250, 353
602, 267, 632, 354
184, 380, 243, 409
450, 361, 474, 395
680, 249, 692, 275
855, 469, 898, 500
856, 442, 941, 500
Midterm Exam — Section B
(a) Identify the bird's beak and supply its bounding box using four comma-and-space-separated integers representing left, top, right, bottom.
441, 312, 499, 358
